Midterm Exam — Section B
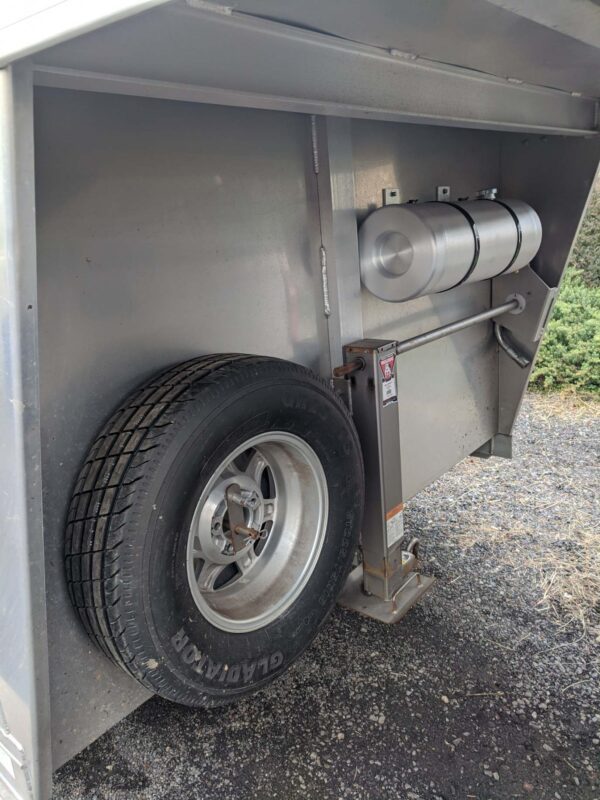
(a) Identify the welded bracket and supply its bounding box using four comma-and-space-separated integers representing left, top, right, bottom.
471, 433, 512, 460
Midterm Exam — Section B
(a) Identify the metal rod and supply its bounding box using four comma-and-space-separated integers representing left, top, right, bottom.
395, 298, 520, 355
332, 358, 365, 379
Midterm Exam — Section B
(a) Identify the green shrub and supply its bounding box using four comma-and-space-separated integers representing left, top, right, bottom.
530, 268, 600, 394
570, 188, 600, 289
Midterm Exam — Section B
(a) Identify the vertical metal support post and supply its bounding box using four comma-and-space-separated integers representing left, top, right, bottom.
337, 339, 435, 623
312, 116, 363, 372
0, 62, 51, 800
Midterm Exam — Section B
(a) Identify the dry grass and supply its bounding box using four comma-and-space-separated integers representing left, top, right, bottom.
528, 390, 600, 421
525, 394, 599, 640
449, 511, 600, 641
522, 522, 600, 639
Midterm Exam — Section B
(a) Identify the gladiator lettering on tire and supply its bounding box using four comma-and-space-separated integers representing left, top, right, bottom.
171, 628, 283, 685
65, 354, 364, 707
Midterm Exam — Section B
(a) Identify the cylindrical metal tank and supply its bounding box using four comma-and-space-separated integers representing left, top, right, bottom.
359, 198, 542, 302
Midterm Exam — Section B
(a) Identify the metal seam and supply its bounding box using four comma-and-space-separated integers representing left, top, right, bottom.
437, 201, 481, 289
492, 199, 523, 275
320, 244, 331, 317
310, 116, 331, 318
310, 115, 320, 174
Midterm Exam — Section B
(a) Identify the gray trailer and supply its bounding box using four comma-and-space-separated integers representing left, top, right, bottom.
1, 2, 599, 798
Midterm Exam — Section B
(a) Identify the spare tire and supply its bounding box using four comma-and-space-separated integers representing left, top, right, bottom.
65, 354, 364, 707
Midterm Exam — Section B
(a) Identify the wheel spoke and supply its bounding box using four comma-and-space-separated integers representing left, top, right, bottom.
237, 548, 257, 575
196, 559, 225, 592
244, 449, 268, 483
262, 500, 277, 524
221, 461, 244, 481
191, 535, 203, 560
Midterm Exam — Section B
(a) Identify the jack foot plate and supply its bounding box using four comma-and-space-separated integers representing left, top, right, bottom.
338, 564, 435, 624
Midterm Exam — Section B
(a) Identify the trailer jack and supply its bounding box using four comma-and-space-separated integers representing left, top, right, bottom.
335, 339, 436, 623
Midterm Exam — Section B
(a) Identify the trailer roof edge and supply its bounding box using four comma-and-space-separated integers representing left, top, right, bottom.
0, 0, 172, 68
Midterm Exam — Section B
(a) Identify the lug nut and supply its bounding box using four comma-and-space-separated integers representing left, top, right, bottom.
228, 490, 259, 509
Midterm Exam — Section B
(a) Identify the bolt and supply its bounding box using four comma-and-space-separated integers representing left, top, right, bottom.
234, 524, 261, 540
228, 489, 259, 509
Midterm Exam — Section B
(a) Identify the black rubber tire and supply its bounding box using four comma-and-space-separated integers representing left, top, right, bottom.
65, 354, 364, 707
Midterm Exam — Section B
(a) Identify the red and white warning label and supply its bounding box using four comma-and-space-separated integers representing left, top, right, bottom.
379, 354, 398, 406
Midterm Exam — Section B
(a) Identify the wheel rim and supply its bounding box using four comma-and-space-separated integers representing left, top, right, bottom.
186, 432, 328, 633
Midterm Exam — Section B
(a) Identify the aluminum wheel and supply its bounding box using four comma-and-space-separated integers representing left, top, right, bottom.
186, 432, 328, 633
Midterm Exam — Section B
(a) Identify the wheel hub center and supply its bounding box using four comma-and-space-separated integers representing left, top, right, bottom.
223, 483, 263, 554
199, 474, 265, 564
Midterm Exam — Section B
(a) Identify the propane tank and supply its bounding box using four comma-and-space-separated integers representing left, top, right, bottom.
358, 198, 542, 302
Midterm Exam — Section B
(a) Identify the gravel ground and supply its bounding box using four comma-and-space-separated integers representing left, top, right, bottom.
52, 394, 600, 800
